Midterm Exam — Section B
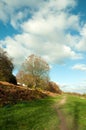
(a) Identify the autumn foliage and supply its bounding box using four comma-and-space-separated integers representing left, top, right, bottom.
0, 81, 48, 106
17, 54, 50, 89
0, 50, 62, 106
47, 81, 62, 94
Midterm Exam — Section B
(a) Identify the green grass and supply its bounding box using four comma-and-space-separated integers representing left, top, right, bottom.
60, 94, 86, 130
0, 94, 86, 130
0, 96, 61, 130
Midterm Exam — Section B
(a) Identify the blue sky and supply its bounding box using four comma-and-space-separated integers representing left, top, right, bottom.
0, 0, 86, 93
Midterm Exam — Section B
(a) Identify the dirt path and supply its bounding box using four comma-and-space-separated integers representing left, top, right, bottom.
54, 95, 69, 130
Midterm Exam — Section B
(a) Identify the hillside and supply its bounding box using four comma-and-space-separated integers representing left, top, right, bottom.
1, 81, 86, 130
0, 81, 61, 106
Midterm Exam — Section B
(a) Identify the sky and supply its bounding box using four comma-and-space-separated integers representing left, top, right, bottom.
0, 0, 86, 93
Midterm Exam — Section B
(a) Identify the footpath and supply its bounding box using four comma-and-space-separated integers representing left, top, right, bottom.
54, 95, 68, 130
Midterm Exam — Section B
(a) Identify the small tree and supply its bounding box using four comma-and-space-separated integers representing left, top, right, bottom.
47, 81, 62, 94
17, 54, 50, 89
0, 47, 17, 84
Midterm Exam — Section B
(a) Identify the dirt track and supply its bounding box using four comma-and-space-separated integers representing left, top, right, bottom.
54, 96, 68, 130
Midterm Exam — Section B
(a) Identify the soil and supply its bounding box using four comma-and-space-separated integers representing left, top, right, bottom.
54, 96, 69, 130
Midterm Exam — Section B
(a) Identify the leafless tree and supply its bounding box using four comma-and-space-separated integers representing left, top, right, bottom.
17, 54, 50, 89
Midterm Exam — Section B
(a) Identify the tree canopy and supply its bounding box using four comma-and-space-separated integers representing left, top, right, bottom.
17, 54, 50, 89
0, 47, 17, 84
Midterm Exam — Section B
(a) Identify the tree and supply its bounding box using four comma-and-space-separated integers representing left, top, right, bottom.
17, 54, 50, 89
0, 47, 17, 84
47, 81, 62, 94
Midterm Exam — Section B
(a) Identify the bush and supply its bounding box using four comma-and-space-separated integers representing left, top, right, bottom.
0, 81, 47, 106
46, 81, 62, 94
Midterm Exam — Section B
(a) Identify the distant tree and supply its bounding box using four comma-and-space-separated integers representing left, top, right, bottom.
17, 54, 50, 89
46, 81, 62, 94
0, 47, 17, 84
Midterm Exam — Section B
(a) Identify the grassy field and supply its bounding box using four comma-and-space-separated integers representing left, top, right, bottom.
60, 94, 86, 130
0, 96, 61, 130
0, 94, 86, 130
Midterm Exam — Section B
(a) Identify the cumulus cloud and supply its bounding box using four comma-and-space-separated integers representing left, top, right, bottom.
0, 0, 45, 26
0, 0, 84, 69
0, 32, 82, 68
72, 64, 86, 71
76, 24, 86, 51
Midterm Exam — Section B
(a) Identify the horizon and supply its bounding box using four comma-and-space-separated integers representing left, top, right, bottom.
0, 0, 86, 94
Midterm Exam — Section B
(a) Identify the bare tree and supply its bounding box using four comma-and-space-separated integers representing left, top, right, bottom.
17, 54, 50, 89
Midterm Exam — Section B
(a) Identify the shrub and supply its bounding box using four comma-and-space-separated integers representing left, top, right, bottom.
46, 81, 62, 94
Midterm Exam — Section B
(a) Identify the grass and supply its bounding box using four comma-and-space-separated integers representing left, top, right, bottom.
60, 94, 86, 130
0, 94, 86, 130
0, 96, 61, 130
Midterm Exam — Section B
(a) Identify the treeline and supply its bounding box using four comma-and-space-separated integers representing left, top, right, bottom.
0, 47, 62, 93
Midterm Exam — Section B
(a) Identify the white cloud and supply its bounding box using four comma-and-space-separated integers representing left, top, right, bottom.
0, 2, 9, 23
10, 10, 29, 29
0, 37, 31, 69
0, 0, 84, 69
0, 0, 77, 27
41, 0, 76, 11
60, 80, 86, 94
2, 0, 43, 8
72, 64, 86, 71
76, 24, 86, 51
60, 84, 86, 94
0, 32, 82, 68
0, 0, 45, 26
